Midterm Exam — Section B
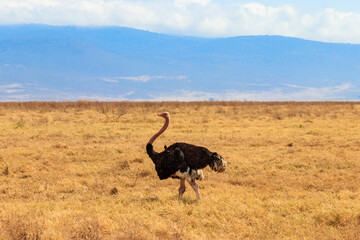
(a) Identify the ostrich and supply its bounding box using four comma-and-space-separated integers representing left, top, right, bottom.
146, 112, 227, 199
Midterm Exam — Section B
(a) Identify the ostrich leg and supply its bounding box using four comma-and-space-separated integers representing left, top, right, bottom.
187, 180, 201, 200
178, 178, 186, 198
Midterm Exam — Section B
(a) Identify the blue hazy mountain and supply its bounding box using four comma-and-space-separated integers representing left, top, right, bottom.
0, 24, 359, 101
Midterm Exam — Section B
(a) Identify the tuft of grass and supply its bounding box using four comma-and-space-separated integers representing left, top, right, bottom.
3, 166, 9, 176
139, 170, 151, 178
116, 160, 130, 170
15, 119, 25, 129
142, 196, 160, 202
132, 158, 144, 163
110, 187, 118, 195
67, 217, 103, 240
1, 215, 43, 240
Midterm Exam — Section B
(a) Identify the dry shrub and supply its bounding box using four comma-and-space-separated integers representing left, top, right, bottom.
139, 170, 151, 178
331, 114, 338, 119
3, 166, 9, 175
47, 131, 66, 138
15, 119, 26, 129
155, 229, 182, 240
35, 116, 49, 126
65, 217, 104, 240
215, 107, 226, 114
116, 160, 130, 170
273, 111, 283, 120
141, 196, 160, 202
52, 143, 69, 149
1, 215, 43, 240
90, 182, 107, 195
132, 158, 143, 163
110, 187, 118, 195
112, 229, 148, 240
99, 160, 131, 177
313, 212, 343, 227
312, 214, 360, 240
83, 134, 95, 140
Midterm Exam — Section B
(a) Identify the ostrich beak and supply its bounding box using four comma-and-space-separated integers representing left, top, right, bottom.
157, 112, 170, 118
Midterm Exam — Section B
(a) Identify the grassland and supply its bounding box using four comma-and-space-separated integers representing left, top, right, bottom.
0, 101, 359, 239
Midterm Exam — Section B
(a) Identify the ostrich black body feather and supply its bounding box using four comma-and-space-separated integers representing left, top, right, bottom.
146, 142, 222, 180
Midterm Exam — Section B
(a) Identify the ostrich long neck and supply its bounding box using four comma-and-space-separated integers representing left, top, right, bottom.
148, 115, 170, 145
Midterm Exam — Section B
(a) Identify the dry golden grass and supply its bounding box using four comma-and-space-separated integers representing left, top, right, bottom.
0, 101, 359, 239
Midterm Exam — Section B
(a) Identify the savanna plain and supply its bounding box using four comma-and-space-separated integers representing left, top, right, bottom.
0, 101, 359, 240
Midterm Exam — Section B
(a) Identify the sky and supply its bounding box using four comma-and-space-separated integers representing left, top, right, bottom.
0, 0, 360, 43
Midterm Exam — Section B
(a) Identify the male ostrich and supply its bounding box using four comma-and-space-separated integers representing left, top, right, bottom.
146, 112, 227, 199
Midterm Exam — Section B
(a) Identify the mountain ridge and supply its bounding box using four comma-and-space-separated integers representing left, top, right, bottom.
0, 24, 359, 101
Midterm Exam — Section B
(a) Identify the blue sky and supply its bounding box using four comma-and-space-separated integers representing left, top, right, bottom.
0, 0, 360, 43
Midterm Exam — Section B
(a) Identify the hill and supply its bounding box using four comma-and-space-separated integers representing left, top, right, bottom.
0, 25, 359, 101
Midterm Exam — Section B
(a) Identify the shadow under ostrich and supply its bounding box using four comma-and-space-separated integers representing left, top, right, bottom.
146, 112, 227, 199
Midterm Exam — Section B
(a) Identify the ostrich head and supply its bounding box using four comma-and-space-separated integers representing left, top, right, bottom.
158, 112, 170, 119
209, 152, 227, 173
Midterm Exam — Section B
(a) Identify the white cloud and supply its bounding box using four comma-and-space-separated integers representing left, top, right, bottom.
121, 75, 152, 82
0, 1, 360, 43
0, 83, 24, 93
101, 75, 151, 82
102, 78, 119, 83
283, 83, 306, 89
101, 75, 187, 83
125, 91, 135, 96
174, 0, 210, 7
0, 94, 30, 101
154, 75, 187, 80
77, 94, 133, 101
5, 89, 24, 93
149, 83, 355, 101
299, 8, 360, 43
